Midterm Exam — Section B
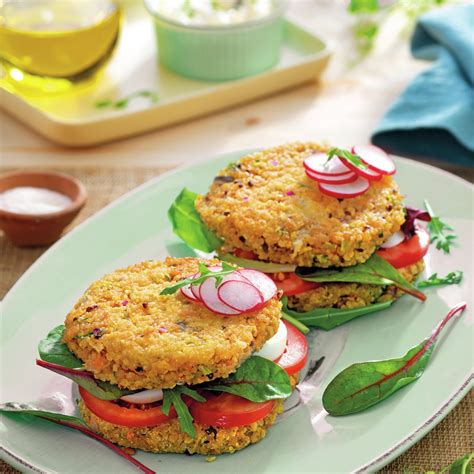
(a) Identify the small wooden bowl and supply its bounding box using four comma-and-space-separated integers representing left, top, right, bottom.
0, 171, 87, 247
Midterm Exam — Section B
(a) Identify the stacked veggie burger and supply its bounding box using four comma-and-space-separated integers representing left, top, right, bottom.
169, 143, 430, 331
36, 257, 308, 455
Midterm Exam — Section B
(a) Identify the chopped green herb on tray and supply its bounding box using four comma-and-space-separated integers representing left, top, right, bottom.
418, 271, 463, 288
424, 200, 457, 253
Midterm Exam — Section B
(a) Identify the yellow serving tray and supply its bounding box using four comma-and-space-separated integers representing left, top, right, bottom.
0, 4, 330, 147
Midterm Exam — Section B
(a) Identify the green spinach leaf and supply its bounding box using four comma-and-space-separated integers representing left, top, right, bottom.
296, 254, 426, 301
281, 297, 393, 331
168, 188, 223, 253
205, 356, 292, 402
38, 325, 83, 369
322, 302, 466, 415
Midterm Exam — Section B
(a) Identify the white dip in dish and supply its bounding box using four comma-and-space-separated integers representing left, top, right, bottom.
149, 0, 275, 26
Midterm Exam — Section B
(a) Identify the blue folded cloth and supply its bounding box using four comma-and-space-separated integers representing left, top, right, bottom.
372, 4, 474, 166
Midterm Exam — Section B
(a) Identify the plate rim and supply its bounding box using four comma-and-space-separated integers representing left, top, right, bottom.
1, 151, 473, 473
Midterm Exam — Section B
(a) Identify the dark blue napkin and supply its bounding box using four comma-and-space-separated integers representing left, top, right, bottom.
372, 4, 474, 166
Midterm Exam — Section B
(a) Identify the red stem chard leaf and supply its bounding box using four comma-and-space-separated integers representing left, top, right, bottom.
281, 297, 393, 331
322, 302, 467, 416
0, 402, 154, 474
38, 324, 83, 369
36, 359, 135, 401
401, 206, 431, 239
296, 254, 426, 301
168, 188, 223, 253
204, 356, 292, 402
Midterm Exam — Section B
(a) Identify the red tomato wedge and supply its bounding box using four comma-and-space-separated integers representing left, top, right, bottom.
234, 248, 259, 260
376, 227, 429, 268
190, 392, 274, 428
277, 320, 308, 376
271, 272, 321, 296
79, 387, 177, 427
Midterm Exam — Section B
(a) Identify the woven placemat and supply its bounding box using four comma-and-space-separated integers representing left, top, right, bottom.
1, 166, 472, 473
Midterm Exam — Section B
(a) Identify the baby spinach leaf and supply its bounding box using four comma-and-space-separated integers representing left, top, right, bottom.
36, 359, 134, 401
439, 451, 474, 474
296, 254, 426, 301
417, 271, 463, 288
162, 386, 205, 439
322, 302, 466, 416
160, 261, 237, 295
424, 200, 457, 253
204, 356, 292, 402
168, 188, 223, 253
0, 402, 155, 474
281, 297, 393, 331
219, 253, 297, 273
38, 325, 83, 369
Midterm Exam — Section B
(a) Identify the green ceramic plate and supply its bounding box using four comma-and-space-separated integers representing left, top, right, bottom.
1, 151, 472, 473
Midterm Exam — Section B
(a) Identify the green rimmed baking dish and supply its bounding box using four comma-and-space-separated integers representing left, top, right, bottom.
143, 0, 287, 82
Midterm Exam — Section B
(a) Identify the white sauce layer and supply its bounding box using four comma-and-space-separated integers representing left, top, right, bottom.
150, 0, 274, 26
0, 186, 72, 215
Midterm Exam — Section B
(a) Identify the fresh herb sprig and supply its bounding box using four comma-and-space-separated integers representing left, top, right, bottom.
95, 90, 159, 110
160, 261, 236, 296
162, 386, 205, 438
418, 271, 463, 288
326, 147, 368, 170
322, 302, 467, 416
424, 200, 457, 253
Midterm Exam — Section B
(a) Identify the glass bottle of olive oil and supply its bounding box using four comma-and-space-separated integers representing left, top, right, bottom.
0, 0, 121, 93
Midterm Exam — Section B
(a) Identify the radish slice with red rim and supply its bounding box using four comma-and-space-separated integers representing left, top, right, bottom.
306, 169, 358, 184
188, 264, 223, 300
352, 145, 396, 175
217, 280, 264, 312
341, 160, 382, 181
181, 273, 200, 302
304, 153, 351, 177
380, 231, 405, 249
235, 269, 277, 302
319, 176, 370, 199
199, 277, 242, 315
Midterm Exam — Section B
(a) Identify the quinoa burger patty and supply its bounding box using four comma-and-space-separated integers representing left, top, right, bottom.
63, 257, 281, 390
195, 142, 405, 268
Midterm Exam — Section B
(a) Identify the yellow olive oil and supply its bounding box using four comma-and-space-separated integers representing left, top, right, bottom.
0, 0, 121, 93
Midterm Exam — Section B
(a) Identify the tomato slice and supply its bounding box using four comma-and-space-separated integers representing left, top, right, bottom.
79, 387, 177, 427
271, 272, 321, 296
277, 320, 308, 376
234, 248, 259, 260
376, 226, 429, 269
190, 392, 274, 428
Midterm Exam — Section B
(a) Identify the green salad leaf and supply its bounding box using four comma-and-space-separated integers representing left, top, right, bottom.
296, 254, 426, 301
322, 302, 466, 415
168, 188, 223, 253
38, 325, 83, 369
348, 0, 379, 14
160, 261, 237, 295
424, 200, 457, 253
417, 271, 463, 288
204, 356, 292, 402
219, 253, 296, 273
281, 297, 393, 332
439, 451, 474, 474
162, 386, 205, 438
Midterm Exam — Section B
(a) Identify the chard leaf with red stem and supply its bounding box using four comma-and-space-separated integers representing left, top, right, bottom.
401, 206, 431, 239
322, 302, 467, 415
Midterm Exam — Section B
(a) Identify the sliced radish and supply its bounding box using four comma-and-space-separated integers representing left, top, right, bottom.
235, 269, 277, 302
304, 153, 351, 177
352, 145, 396, 175
199, 277, 242, 316
187, 265, 222, 301
306, 168, 358, 184
217, 280, 264, 312
255, 320, 287, 361
120, 389, 163, 404
181, 273, 200, 302
380, 231, 406, 249
319, 176, 370, 199
341, 160, 382, 181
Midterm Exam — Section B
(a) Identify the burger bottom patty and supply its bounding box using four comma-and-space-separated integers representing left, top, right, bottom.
287, 260, 425, 313
79, 372, 301, 455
